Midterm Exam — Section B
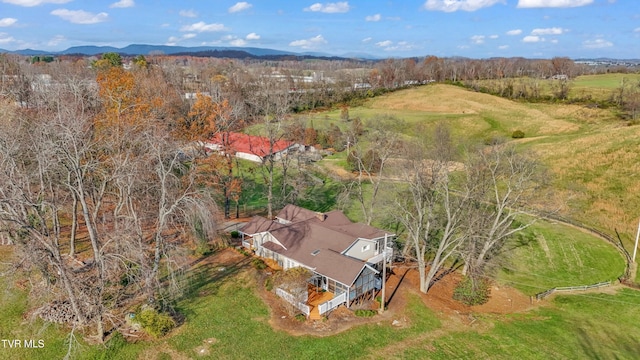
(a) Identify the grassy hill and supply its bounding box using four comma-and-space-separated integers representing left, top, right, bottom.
309, 84, 640, 252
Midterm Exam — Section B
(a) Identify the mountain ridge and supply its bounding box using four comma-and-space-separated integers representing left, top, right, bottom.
0, 44, 380, 60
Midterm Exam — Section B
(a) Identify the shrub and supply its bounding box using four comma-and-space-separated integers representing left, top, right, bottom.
453, 276, 491, 306
511, 130, 525, 139
265, 277, 273, 291
483, 136, 504, 145
354, 309, 377, 317
252, 258, 267, 270
133, 307, 176, 338
294, 314, 306, 322
347, 149, 381, 172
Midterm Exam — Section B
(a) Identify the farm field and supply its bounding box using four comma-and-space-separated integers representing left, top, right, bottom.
2, 81, 639, 359
308, 84, 640, 252
571, 73, 640, 100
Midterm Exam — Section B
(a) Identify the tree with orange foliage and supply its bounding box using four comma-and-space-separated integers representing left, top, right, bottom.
186, 95, 244, 218
96, 66, 152, 134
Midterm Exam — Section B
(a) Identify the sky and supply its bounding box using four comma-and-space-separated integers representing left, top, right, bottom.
0, 0, 637, 59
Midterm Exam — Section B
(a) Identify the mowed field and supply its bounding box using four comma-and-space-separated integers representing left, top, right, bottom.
571, 73, 640, 100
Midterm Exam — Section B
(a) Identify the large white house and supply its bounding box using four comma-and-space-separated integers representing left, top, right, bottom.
239, 204, 394, 318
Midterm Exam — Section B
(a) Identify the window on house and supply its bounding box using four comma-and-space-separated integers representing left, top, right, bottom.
361, 244, 370, 252
311, 249, 321, 256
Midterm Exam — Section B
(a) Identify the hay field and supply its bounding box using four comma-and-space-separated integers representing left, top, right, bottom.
352, 84, 639, 246
352, 84, 589, 140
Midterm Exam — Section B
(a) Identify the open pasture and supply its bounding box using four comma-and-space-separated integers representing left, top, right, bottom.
310, 84, 639, 251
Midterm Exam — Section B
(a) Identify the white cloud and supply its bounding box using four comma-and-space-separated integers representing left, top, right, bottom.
0, 32, 16, 44
489, 34, 498, 39
47, 34, 65, 46
531, 27, 565, 35
180, 21, 227, 32
0, 18, 17, 27
2, 0, 70, 6
166, 36, 179, 46
634, 27, 640, 33
230, 38, 247, 46
583, 38, 613, 49
51, 9, 109, 24
305, 2, 350, 13
375, 40, 414, 51
246, 32, 260, 40
506, 29, 522, 35
498, 45, 509, 49
471, 35, 485, 44
517, 0, 593, 8
423, 0, 505, 12
289, 34, 327, 49
110, 0, 134, 8
523, 35, 543, 42
179, 9, 197, 17
365, 14, 381, 22
229, 2, 252, 13
362, 37, 372, 42
166, 33, 197, 45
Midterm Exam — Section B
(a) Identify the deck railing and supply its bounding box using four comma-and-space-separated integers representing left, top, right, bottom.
276, 288, 310, 315
367, 246, 394, 265
318, 291, 347, 315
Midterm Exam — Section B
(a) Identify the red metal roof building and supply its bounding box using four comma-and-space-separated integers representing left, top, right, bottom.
205, 132, 296, 163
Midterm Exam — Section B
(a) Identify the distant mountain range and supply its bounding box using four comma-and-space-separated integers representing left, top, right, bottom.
0, 44, 380, 61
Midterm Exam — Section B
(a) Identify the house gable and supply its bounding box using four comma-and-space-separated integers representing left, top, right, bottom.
342, 238, 378, 261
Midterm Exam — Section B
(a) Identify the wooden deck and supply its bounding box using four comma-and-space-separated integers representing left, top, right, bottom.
307, 286, 334, 320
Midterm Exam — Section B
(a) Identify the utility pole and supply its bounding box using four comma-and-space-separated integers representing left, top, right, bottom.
380, 233, 388, 313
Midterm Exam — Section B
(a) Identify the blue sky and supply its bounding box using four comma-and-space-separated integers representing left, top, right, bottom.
0, 0, 637, 58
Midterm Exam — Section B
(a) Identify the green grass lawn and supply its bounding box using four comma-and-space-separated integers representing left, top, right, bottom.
395, 288, 640, 359
497, 219, 626, 295
571, 73, 640, 101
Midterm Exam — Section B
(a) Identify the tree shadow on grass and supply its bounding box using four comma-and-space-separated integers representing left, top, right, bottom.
169, 249, 253, 318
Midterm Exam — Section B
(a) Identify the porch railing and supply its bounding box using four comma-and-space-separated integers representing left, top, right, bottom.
318, 291, 347, 315
276, 288, 310, 316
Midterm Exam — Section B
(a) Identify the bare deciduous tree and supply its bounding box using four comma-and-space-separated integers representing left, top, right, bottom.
461, 143, 547, 279
393, 125, 471, 293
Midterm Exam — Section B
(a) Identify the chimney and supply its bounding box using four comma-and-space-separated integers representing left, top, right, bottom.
315, 212, 326, 221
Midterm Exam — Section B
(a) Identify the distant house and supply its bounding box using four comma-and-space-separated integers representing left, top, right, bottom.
550, 74, 569, 80
239, 204, 394, 318
183, 92, 210, 100
204, 132, 298, 163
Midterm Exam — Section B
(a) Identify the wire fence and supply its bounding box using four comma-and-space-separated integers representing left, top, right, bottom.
535, 281, 612, 301
544, 213, 632, 281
